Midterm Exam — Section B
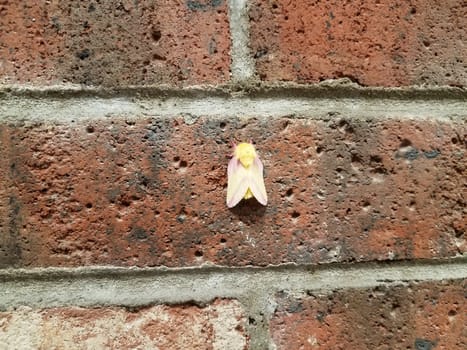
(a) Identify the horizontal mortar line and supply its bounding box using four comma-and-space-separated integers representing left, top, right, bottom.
1, 95, 466, 122
1, 258, 466, 309
1, 83, 467, 99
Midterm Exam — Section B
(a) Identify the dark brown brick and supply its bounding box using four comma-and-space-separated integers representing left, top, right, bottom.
0, 0, 230, 86
250, 0, 467, 87
270, 280, 466, 350
0, 116, 465, 267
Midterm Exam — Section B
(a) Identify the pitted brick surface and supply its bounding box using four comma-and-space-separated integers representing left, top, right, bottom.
250, 0, 467, 86
270, 280, 466, 350
0, 0, 230, 86
0, 116, 465, 268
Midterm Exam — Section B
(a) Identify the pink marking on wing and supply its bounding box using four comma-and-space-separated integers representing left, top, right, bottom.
227, 156, 239, 178
227, 158, 249, 208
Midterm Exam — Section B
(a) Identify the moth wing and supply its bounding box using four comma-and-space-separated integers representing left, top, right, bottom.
248, 157, 267, 206
227, 158, 250, 208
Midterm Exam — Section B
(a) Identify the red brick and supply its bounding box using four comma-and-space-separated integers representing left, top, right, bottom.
270, 280, 466, 350
0, 117, 465, 267
0, 1, 230, 86
0, 299, 247, 349
250, 0, 467, 87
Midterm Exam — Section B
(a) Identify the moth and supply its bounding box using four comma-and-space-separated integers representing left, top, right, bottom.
226, 142, 267, 208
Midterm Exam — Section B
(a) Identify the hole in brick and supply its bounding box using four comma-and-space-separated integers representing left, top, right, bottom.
370, 155, 383, 163
179, 160, 188, 168
410, 7, 416, 15
291, 211, 300, 219
151, 29, 161, 42
286, 188, 293, 197
219, 121, 226, 129
121, 198, 131, 207
220, 238, 227, 244
272, 3, 278, 9
316, 146, 323, 155
76, 49, 90, 60
86, 125, 95, 133
248, 317, 257, 325
338, 119, 353, 133
451, 137, 458, 144
85, 203, 93, 209
254, 48, 268, 59
351, 154, 362, 164
351, 154, 362, 171
152, 53, 166, 61
173, 156, 180, 162
194, 250, 203, 257
448, 309, 457, 316
362, 200, 371, 211
399, 139, 412, 148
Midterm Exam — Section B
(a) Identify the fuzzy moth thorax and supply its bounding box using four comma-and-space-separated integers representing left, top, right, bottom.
234, 142, 257, 167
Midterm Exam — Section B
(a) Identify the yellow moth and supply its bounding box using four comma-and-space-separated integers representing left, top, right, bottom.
226, 142, 267, 208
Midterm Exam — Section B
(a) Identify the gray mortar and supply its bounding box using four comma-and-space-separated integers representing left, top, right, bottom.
1, 91, 466, 124
228, 0, 255, 82
1, 259, 466, 348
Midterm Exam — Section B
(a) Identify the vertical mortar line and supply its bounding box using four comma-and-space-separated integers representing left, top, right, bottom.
228, 0, 255, 82
241, 292, 278, 350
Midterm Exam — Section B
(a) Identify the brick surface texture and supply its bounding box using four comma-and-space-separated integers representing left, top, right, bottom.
0, 0, 230, 86
0, 117, 465, 268
0, 0, 466, 348
270, 280, 466, 350
0, 299, 247, 349
250, 0, 467, 86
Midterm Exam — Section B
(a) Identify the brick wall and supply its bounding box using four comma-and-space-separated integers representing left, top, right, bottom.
1, 1, 466, 349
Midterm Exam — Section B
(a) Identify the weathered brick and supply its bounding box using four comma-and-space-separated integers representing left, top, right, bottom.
270, 280, 466, 350
250, 0, 467, 87
0, 0, 230, 86
0, 299, 247, 349
0, 116, 465, 268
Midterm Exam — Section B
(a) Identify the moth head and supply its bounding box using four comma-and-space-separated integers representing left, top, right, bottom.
234, 142, 257, 168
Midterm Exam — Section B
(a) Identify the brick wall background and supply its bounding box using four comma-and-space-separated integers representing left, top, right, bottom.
1, 1, 466, 349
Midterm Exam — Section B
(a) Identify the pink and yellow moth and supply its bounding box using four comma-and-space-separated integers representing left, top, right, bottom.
226, 142, 267, 208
